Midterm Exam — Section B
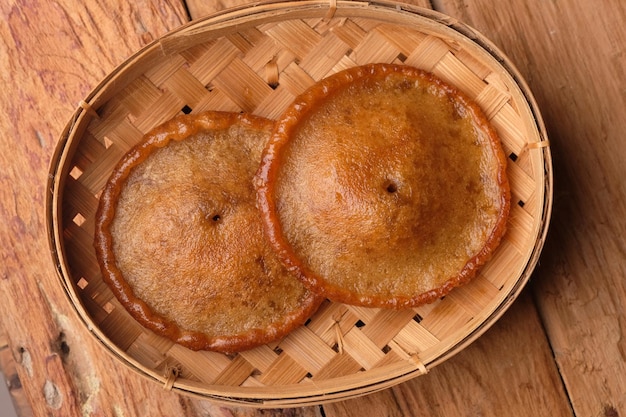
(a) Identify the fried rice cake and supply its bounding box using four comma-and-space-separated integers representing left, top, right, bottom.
256, 63, 510, 309
94, 111, 323, 352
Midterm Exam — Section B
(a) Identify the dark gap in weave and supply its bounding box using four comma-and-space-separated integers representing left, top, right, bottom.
181, 105, 192, 114
382, 345, 392, 354
518, 200, 526, 208
413, 313, 423, 323
397, 52, 407, 62
509, 152, 518, 162
355, 320, 366, 328
179, 0, 192, 21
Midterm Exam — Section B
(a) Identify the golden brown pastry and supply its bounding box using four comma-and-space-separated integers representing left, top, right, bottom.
256, 63, 510, 309
94, 111, 323, 352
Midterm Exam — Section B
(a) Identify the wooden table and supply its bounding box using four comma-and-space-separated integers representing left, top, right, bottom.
1, 0, 625, 415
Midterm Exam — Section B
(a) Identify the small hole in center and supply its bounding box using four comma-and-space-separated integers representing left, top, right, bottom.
386, 183, 398, 193
212, 214, 221, 222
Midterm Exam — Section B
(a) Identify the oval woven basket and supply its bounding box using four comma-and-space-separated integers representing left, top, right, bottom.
46, 0, 552, 407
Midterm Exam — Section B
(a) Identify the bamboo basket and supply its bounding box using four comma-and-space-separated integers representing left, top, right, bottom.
46, 0, 552, 407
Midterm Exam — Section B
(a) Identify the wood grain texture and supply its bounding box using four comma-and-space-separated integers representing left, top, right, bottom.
433, 1, 626, 415
0, 329, 33, 417
1, 0, 621, 415
323, 291, 572, 417
184, 0, 433, 18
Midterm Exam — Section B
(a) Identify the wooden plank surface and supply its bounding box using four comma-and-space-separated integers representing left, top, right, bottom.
431, 1, 626, 415
0, 0, 624, 416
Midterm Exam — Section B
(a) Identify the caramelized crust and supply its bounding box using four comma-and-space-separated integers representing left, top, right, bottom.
257, 64, 510, 308
94, 111, 322, 352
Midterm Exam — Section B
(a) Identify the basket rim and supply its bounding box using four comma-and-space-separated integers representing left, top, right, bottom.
45, 0, 553, 407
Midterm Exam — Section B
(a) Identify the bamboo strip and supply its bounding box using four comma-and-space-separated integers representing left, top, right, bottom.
312, 353, 363, 380
480, 240, 524, 290
114, 77, 163, 120
104, 119, 144, 152
212, 355, 257, 386
342, 328, 386, 370
64, 178, 98, 221
101, 304, 144, 351
279, 327, 336, 374
360, 309, 416, 349
454, 47, 493, 80
195, 88, 241, 114
240, 35, 282, 74
166, 346, 230, 384
265, 19, 323, 59
351, 28, 402, 64
185, 38, 241, 85
162, 67, 213, 108
491, 104, 528, 155
506, 205, 536, 253
475, 83, 511, 120
253, 86, 298, 119
376, 24, 428, 55
372, 349, 405, 369
393, 319, 440, 354
257, 354, 309, 385
507, 158, 539, 206
212, 57, 274, 112
298, 33, 352, 79
445, 274, 500, 316
404, 35, 453, 71
76, 145, 125, 194
68, 132, 106, 174
433, 51, 488, 99
238, 345, 280, 374
327, 17, 368, 49
306, 302, 357, 346
419, 300, 473, 340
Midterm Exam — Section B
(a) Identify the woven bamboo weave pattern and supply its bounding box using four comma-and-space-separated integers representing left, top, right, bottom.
50, 2, 551, 406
